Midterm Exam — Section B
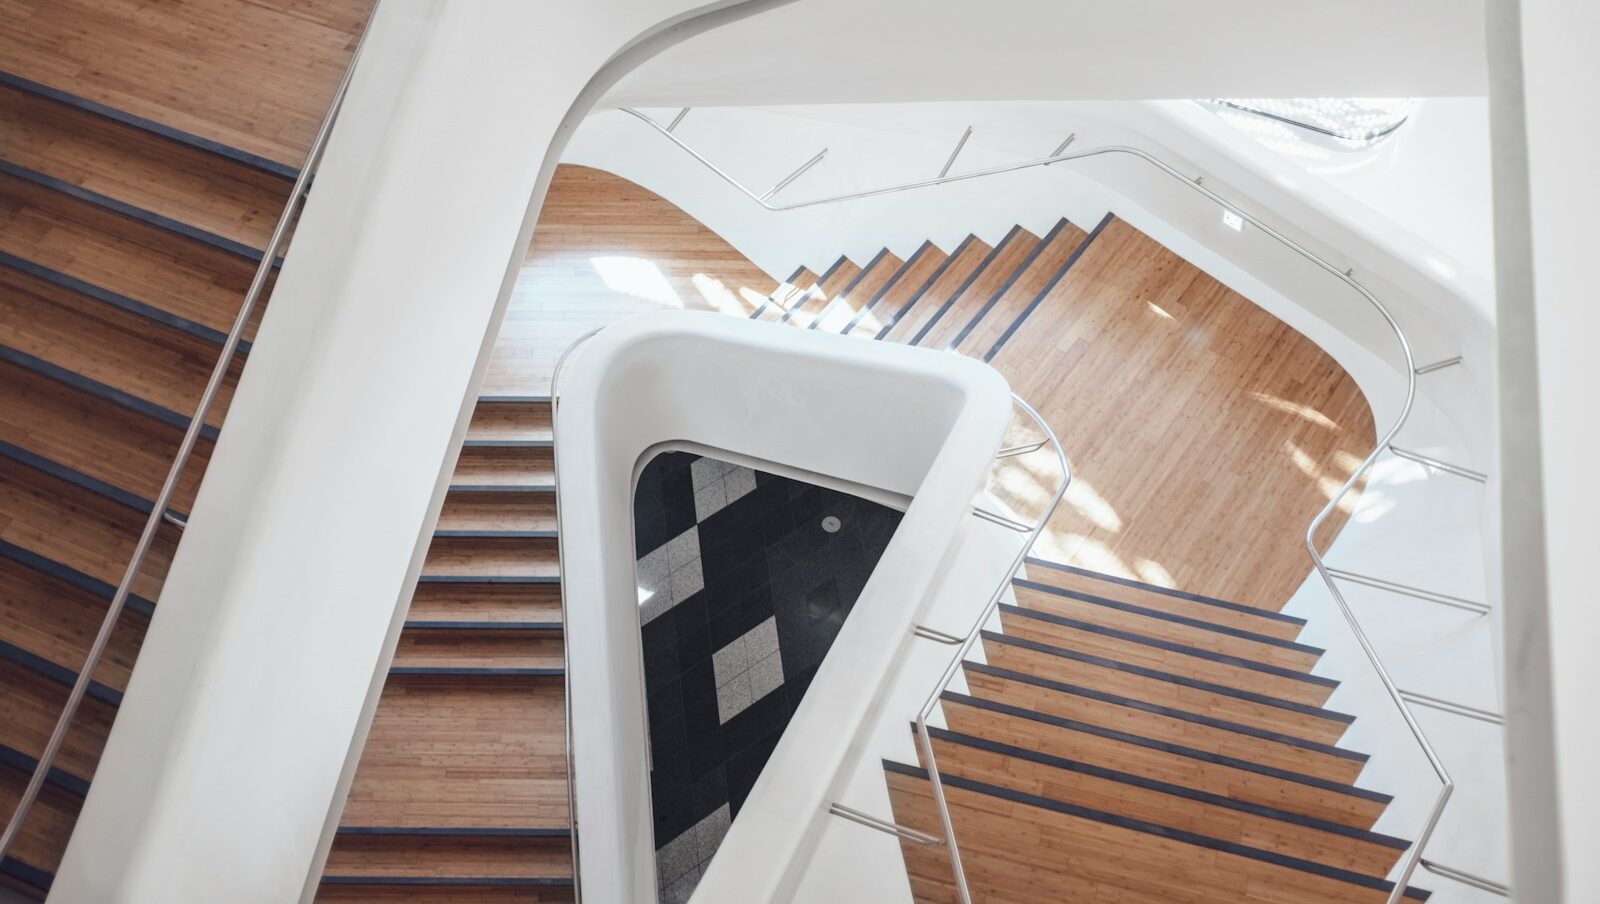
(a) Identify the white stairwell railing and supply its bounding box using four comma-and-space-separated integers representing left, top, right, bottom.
618, 108, 1505, 901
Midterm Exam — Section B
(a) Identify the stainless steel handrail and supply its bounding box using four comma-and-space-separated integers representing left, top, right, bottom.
0, 10, 377, 864
622, 110, 1491, 900
548, 326, 605, 904
914, 394, 1070, 904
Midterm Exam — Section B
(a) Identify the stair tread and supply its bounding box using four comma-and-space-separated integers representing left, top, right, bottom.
750, 265, 817, 322
913, 226, 1040, 349
948, 218, 1087, 353
878, 234, 992, 343
1026, 556, 1305, 626
807, 247, 903, 331
778, 256, 859, 326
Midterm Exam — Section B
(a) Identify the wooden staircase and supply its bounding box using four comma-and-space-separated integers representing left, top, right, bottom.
757, 221, 1426, 901
0, 1, 366, 896
318, 397, 573, 900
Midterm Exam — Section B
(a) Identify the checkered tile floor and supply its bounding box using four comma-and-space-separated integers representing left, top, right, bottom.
633, 452, 903, 902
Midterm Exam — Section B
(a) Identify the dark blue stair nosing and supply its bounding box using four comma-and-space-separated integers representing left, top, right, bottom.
0, 159, 276, 264
403, 621, 562, 631
0, 638, 123, 708
0, 439, 161, 517
984, 212, 1113, 363
946, 217, 1072, 351
942, 691, 1389, 802
476, 395, 552, 405
882, 761, 1427, 900
909, 226, 1025, 347
837, 240, 934, 336
461, 439, 553, 449
0, 856, 53, 894
979, 630, 1355, 724
0, 741, 90, 799
1011, 577, 1324, 655
447, 484, 556, 494
0, 69, 299, 181
873, 234, 981, 341
999, 602, 1338, 688
0, 539, 157, 618
0, 251, 243, 351
963, 661, 1367, 762
0, 342, 219, 441
920, 725, 1404, 849
1024, 555, 1305, 626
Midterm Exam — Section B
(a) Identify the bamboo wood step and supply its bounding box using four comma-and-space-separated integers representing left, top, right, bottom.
981, 631, 1354, 746
452, 446, 554, 488
0, 659, 115, 787
1011, 579, 1324, 673
807, 248, 904, 332
939, 693, 1390, 829
405, 583, 562, 626
0, 758, 81, 898
1023, 557, 1307, 642
839, 241, 948, 338
883, 766, 1428, 902
437, 491, 555, 534
948, 218, 1088, 353
921, 727, 1407, 878
0, 553, 145, 693
878, 235, 992, 344
962, 662, 1369, 785
392, 627, 563, 672
319, 828, 573, 899
339, 676, 568, 831
998, 604, 1337, 708
750, 266, 818, 323
422, 536, 559, 580
913, 226, 1040, 349
0, 169, 269, 337
468, 399, 552, 444
778, 257, 860, 326
0, 80, 291, 254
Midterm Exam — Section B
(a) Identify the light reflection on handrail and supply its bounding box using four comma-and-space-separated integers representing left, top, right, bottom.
0, 3, 380, 865
621, 108, 1497, 901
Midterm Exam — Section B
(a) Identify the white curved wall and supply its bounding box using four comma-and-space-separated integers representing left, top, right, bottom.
556, 311, 1012, 902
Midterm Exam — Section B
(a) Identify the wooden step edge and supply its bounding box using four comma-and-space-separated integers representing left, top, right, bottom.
0, 636, 123, 708
1012, 578, 1325, 656
982, 212, 1113, 363
920, 725, 1408, 853
0, 740, 89, 799
0, 343, 217, 441
748, 265, 810, 321
0, 70, 299, 181
882, 760, 1430, 901
432, 530, 559, 540
945, 217, 1073, 351
999, 603, 1338, 690
940, 691, 1392, 805
963, 661, 1368, 765
838, 241, 936, 336
1024, 555, 1306, 626
981, 630, 1354, 726
0, 438, 165, 519
0, 159, 275, 264
0, 539, 157, 618
0, 252, 242, 351
335, 826, 570, 837
805, 246, 896, 330
908, 226, 1029, 347
873, 235, 983, 341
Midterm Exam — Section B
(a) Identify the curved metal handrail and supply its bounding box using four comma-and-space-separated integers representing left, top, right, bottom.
621, 108, 1469, 901
547, 326, 604, 904
915, 394, 1071, 902
0, 7, 379, 864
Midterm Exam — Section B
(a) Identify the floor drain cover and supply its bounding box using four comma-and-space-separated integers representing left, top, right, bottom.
821, 515, 842, 534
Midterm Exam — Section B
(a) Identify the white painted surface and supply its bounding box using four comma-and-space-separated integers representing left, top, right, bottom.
45, 1, 798, 901
604, 0, 1487, 106
1508, 1, 1600, 898
555, 311, 1012, 903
